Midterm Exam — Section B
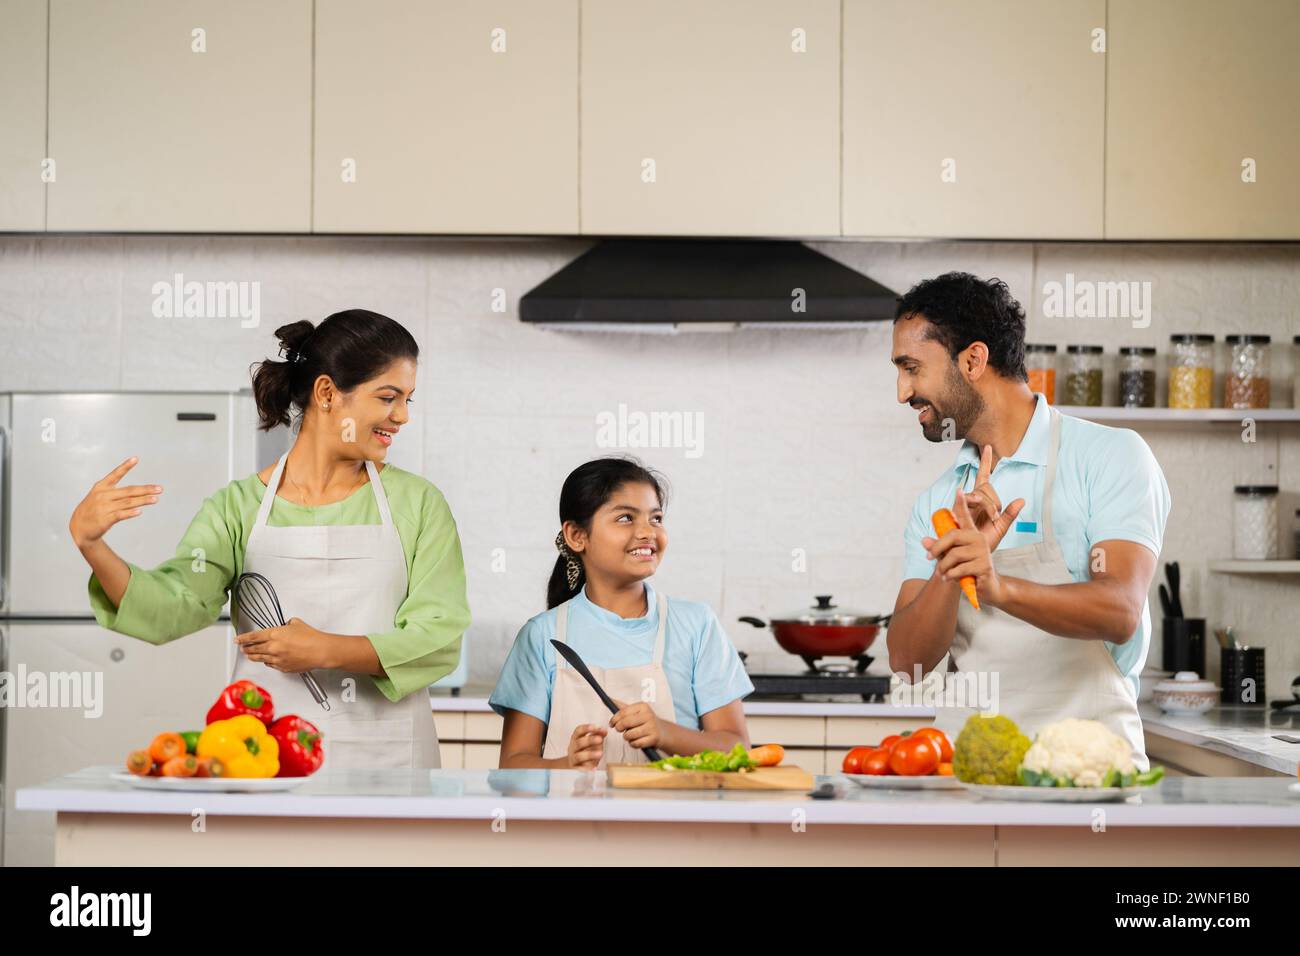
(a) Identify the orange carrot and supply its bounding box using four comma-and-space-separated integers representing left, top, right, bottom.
126, 749, 153, 776
161, 755, 199, 777
195, 756, 226, 778
148, 731, 186, 764
748, 744, 785, 767
931, 508, 980, 610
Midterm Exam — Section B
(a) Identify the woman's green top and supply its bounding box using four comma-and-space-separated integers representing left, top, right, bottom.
87, 464, 471, 702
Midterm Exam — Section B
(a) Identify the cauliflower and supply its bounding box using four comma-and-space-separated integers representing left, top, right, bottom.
1020, 718, 1135, 788
952, 714, 1031, 785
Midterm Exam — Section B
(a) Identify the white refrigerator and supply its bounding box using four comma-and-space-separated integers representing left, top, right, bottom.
0, 391, 271, 866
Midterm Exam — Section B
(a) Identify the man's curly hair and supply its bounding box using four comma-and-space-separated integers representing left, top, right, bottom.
893, 272, 1028, 382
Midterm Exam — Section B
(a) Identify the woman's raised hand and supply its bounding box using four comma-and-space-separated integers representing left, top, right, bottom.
69, 456, 163, 548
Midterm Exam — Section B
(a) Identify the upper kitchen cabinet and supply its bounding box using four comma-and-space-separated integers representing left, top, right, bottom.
0, 0, 47, 230
46, 0, 311, 232
314, 0, 578, 234
843, 0, 1105, 239
581, 0, 840, 237
1106, 0, 1300, 239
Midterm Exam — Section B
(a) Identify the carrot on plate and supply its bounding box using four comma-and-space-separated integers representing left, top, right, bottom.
148, 732, 186, 765
194, 756, 226, 778
161, 754, 199, 777
125, 749, 153, 776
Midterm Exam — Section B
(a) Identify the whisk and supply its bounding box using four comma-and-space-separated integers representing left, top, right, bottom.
235, 572, 330, 711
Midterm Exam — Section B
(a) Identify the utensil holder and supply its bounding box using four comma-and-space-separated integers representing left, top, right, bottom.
1161, 617, 1206, 675
1220, 647, 1266, 705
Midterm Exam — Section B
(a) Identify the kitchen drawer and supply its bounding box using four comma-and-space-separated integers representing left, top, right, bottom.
825, 717, 928, 748
746, 716, 825, 748
437, 743, 465, 770
432, 711, 465, 742
464, 712, 505, 742
463, 743, 502, 770
785, 748, 826, 775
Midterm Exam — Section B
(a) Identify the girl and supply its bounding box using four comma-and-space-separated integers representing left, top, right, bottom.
492, 458, 753, 769
70, 309, 471, 768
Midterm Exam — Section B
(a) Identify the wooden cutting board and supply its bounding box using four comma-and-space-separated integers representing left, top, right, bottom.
607, 764, 815, 790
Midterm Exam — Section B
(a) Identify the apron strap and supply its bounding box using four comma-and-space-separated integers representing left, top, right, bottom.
254, 454, 393, 528
651, 593, 668, 666
366, 459, 395, 527
553, 601, 570, 668
1041, 406, 1063, 544
253, 452, 289, 528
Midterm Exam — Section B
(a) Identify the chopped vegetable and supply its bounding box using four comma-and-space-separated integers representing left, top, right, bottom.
648, 743, 755, 772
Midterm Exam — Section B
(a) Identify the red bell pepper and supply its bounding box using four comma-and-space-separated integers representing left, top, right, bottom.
269, 715, 324, 777
206, 679, 274, 727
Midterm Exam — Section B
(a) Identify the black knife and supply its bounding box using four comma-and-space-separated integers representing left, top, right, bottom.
550, 639, 664, 762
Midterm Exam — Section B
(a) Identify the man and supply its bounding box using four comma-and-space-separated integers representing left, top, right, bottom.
887, 272, 1170, 768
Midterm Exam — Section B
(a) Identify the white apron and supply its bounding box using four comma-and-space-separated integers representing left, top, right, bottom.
233, 452, 440, 770
933, 407, 1149, 771
541, 592, 677, 769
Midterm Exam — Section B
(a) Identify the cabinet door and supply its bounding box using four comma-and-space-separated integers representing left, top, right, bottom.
581, 0, 840, 236
0, 0, 46, 230
314, 0, 578, 234
843, 0, 1104, 239
1106, 0, 1300, 239
47, 0, 311, 231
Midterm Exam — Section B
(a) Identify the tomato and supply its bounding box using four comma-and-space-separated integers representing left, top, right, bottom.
937, 762, 954, 776
888, 735, 942, 776
863, 747, 892, 775
879, 731, 911, 753
842, 746, 874, 775
912, 727, 953, 762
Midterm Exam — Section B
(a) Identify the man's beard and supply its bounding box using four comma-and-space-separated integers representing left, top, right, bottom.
912, 364, 985, 442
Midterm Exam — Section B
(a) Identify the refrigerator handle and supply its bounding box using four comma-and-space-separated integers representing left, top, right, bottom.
0, 423, 7, 611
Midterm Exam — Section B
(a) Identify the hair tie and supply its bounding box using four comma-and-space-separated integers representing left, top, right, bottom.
554, 531, 581, 591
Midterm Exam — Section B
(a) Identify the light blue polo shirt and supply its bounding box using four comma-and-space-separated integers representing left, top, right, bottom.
902, 394, 1171, 697
489, 582, 754, 731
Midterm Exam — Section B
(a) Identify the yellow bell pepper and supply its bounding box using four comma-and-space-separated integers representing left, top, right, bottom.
197, 715, 279, 778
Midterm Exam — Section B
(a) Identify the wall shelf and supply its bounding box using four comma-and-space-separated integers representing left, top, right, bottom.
1207, 560, 1300, 575
1056, 407, 1300, 425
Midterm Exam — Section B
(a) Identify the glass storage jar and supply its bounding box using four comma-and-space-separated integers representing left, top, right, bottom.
1224, 334, 1271, 409
1026, 343, 1057, 404
1232, 486, 1278, 560
1118, 347, 1157, 408
1168, 334, 1214, 409
1064, 345, 1104, 406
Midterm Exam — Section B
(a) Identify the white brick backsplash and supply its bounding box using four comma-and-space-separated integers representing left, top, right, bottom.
2, 236, 1298, 699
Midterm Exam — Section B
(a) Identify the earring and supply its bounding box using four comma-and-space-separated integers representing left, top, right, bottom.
321, 403, 330, 410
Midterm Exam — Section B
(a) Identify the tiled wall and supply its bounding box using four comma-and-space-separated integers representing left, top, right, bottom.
2, 236, 1297, 698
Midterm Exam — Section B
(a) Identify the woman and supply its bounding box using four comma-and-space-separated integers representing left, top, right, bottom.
69, 309, 470, 769
492, 458, 752, 769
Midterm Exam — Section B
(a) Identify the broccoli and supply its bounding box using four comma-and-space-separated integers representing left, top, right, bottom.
952, 714, 1031, 785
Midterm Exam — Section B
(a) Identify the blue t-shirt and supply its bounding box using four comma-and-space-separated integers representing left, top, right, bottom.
903, 395, 1171, 697
489, 582, 754, 730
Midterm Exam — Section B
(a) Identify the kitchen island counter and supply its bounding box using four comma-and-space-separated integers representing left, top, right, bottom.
19, 767, 1300, 867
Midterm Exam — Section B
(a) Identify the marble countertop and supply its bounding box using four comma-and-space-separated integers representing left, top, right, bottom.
18, 766, 1300, 828
1140, 702, 1300, 776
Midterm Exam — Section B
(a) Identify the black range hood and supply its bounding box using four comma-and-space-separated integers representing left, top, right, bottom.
519, 239, 898, 332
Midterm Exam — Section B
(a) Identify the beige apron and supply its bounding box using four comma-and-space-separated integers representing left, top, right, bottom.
933, 407, 1149, 771
234, 451, 440, 770
542, 592, 677, 769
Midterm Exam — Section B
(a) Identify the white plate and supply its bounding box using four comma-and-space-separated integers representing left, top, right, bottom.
845, 773, 964, 790
957, 780, 1158, 802
110, 772, 308, 793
